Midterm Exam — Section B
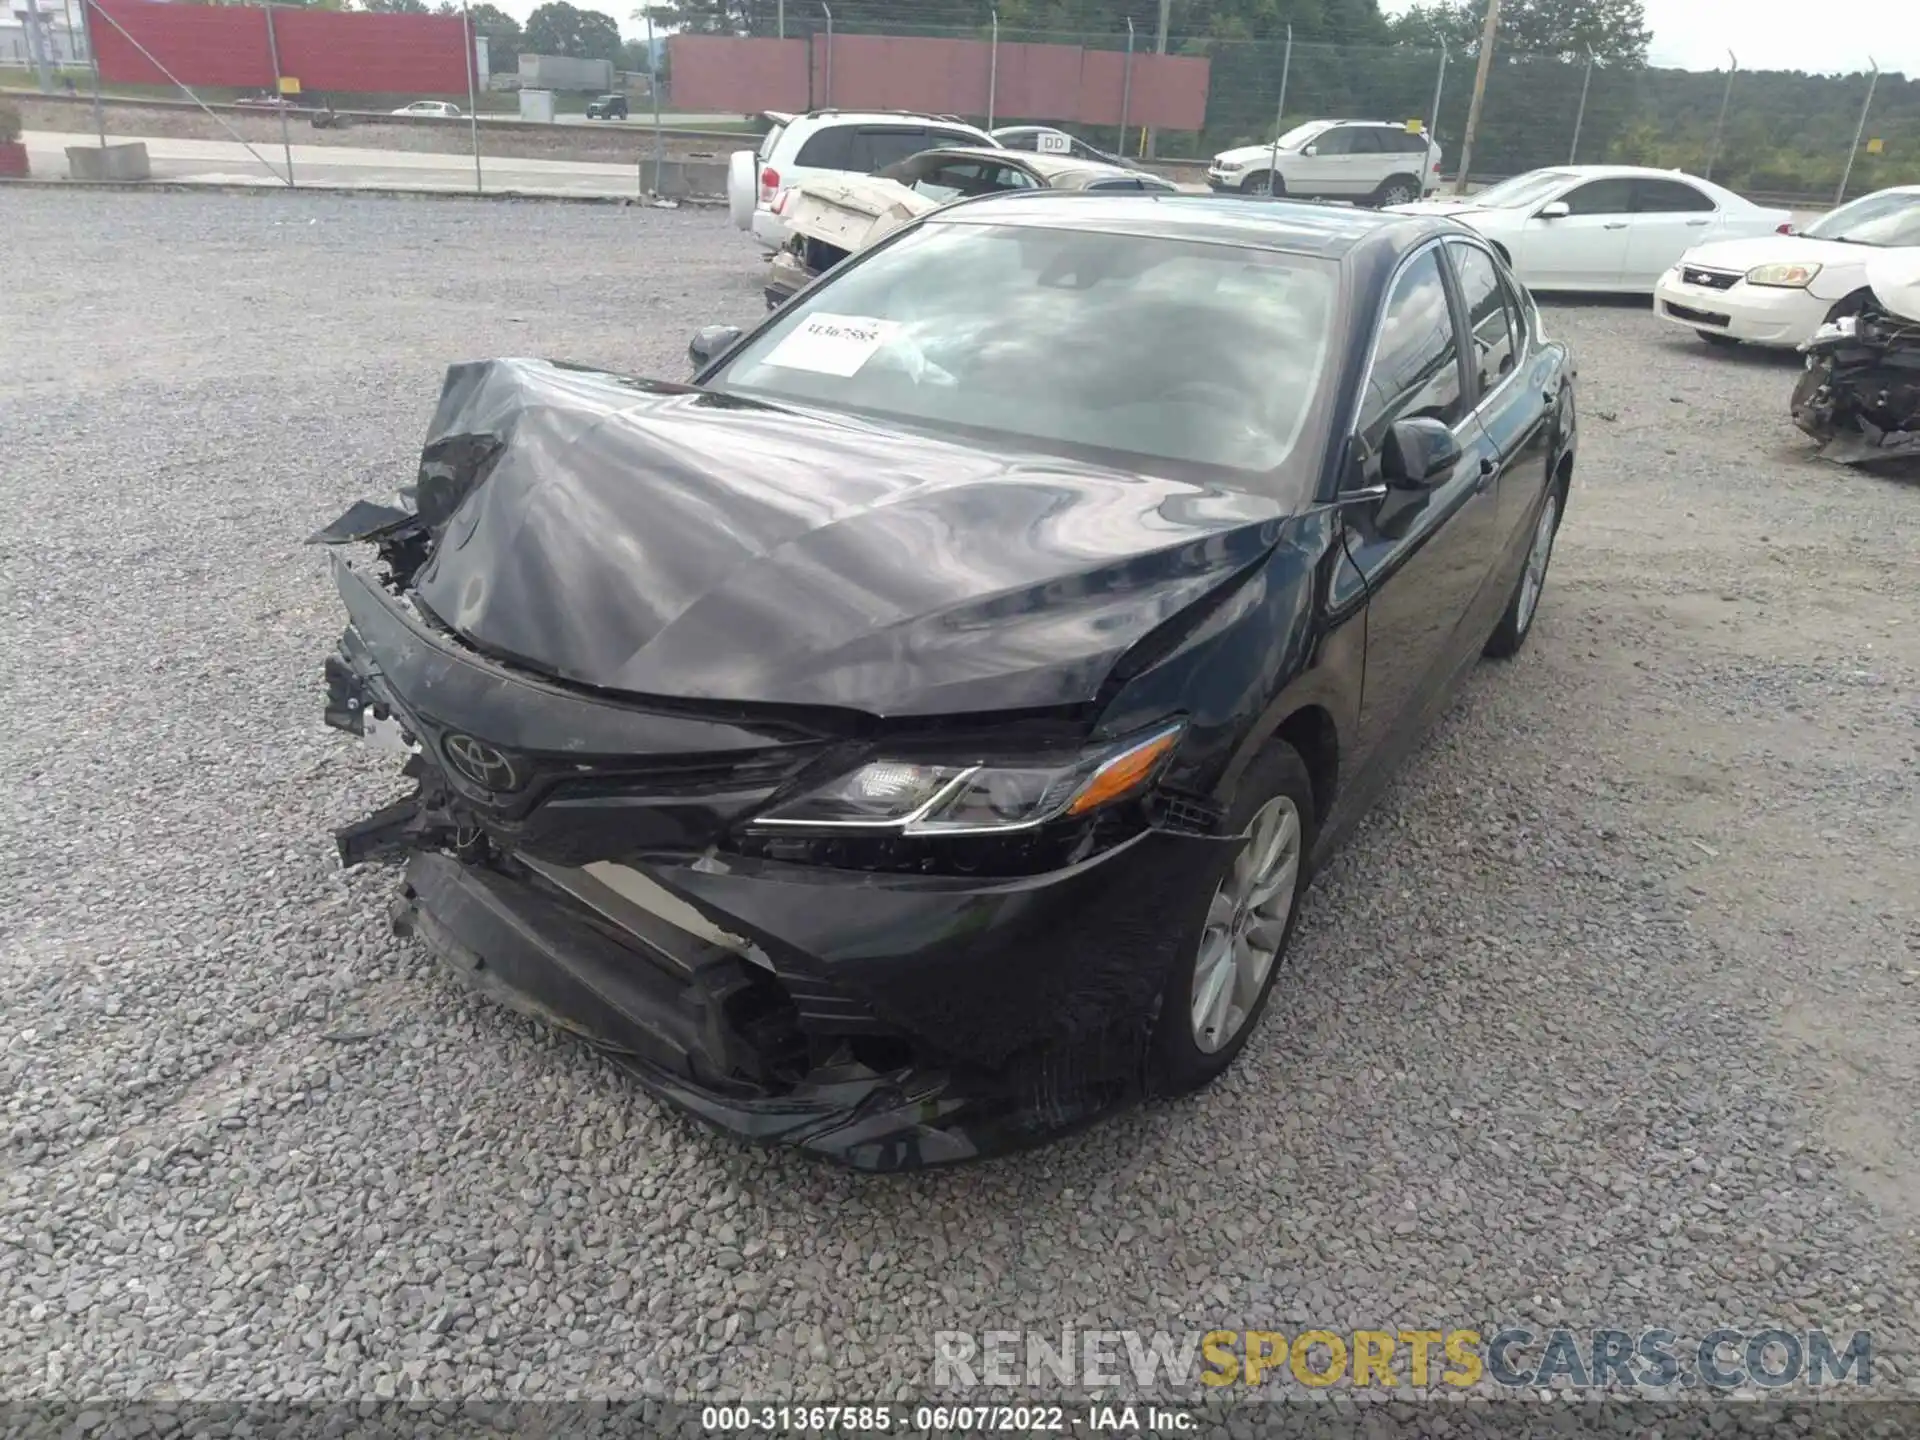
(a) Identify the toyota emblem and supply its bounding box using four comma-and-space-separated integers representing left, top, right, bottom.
442, 733, 523, 792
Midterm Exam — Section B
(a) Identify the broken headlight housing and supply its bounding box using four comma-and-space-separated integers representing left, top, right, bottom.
737, 722, 1185, 875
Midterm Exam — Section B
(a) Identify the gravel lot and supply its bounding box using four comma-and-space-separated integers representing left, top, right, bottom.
3, 190, 1917, 1410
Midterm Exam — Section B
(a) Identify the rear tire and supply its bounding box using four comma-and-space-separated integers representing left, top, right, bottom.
1151, 740, 1316, 1095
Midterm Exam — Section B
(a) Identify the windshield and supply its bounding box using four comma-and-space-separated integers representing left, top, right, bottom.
1468, 169, 1577, 209
1275, 121, 1330, 151
1803, 190, 1920, 247
707, 220, 1338, 480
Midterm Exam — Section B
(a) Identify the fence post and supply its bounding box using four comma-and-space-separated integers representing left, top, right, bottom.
1568, 49, 1592, 164
262, 3, 295, 188
1265, 24, 1290, 196
1835, 58, 1879, 206
21, 0, 53, 92
1117, 17, 1134, 159
646, 7, 664, 198
1704, 49, 1735, 181
81, 0, 105, 147
1427, 40, 1446, 158
986, 8, 997, 129
820, 2, 832, 106
461, 0, 481, 194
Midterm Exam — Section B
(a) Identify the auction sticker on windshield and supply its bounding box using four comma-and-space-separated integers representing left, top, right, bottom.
763, 314, 898, 376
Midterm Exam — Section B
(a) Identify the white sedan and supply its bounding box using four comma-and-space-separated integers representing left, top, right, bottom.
1386, 165, 1792, 293
1653, 184, 1920, 348
392, 100, 463, 119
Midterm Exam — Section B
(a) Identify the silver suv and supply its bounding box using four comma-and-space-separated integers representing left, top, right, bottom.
728, 109, 999, 251
1207, 119, 1442, 206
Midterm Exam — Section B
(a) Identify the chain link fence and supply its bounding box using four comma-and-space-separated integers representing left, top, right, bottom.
2, 1, 1905, 208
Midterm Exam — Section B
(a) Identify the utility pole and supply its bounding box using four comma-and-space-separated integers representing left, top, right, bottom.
1144, 0, 1170, 159
1451, 0, 1500, 195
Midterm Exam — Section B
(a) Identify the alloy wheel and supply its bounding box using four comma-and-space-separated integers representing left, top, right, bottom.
1379, 182, 1417, 206
1516, 493, 1560, 634
1189, 794, 1302, 1054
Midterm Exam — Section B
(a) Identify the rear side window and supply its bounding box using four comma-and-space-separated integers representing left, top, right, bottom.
1386, 129, 1431, 153
1633, 178, 1715, 213
930, 127, 987, 150
1446, 240, 1519, 397
852, 128, 935, 170
794, 127, 856, 168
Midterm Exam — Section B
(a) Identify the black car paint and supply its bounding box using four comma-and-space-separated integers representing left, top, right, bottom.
318, 195, 1575, 1169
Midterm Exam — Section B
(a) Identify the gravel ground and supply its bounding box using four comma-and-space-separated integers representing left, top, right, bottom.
3, 190, 1918, 1412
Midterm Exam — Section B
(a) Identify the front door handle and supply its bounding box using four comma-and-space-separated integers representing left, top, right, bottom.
1686, 218, 1712, 226
1475, 455, 1497, 491
1603, 221, 1630, 230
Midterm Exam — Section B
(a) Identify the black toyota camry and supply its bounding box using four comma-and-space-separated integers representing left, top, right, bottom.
315, 193, 1576, 1171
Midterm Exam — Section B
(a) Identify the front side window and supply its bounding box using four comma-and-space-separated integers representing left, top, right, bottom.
1446, 241, 1518, 397
1311, 128, 1357, 156
1359, 248, 1465, 443
709, 221, 1340, 482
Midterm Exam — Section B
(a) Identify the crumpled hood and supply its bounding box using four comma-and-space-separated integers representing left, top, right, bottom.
1213, 144, 1289, 167
399, 359, 1288, 717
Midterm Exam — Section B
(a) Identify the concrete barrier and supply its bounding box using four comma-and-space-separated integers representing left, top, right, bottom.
640, 157, 728, 199
66, 142, 152, 181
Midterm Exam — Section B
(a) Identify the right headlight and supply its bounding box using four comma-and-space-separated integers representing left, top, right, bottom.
1746, 262, 1822, 289
750, 723, 1184, 837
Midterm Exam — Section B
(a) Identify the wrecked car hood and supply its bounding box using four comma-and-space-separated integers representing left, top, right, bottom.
341, 358, 1288, 717
779, 175, 935, 255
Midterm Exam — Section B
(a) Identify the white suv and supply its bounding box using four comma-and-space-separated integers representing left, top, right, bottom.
729, 110, 1000, 251
1207, 119, 1441, 206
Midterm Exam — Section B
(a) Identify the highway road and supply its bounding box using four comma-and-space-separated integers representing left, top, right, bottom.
25, 129, 677, 198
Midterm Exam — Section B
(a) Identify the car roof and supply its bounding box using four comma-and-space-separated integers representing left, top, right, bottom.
1522, 163, 1722, 181
929, 191, 1455, 258
790, 110, 986, 130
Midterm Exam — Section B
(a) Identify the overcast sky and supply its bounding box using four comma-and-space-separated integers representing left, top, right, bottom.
512, 0, 1909, 75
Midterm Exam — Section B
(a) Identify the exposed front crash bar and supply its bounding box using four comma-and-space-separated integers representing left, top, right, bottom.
336, 789, 436, 868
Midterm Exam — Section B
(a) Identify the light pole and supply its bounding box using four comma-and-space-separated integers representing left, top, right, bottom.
1453, 0, 1501, 195
1704, 49, 1735, 182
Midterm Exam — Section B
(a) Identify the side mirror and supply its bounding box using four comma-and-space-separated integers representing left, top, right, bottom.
1381, 417, 1462, 489
1536, 200, 1571, 220
688, 324, 744, 371
1302, 144, 1319, 157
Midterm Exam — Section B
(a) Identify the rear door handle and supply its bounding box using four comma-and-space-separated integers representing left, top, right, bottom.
1603, 221, 1630, 230
1685, 218, 1712, 226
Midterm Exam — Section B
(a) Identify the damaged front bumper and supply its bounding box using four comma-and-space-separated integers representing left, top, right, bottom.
322, 557, 1229, 1171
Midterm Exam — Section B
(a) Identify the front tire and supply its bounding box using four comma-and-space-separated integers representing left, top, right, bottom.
1240, 171, 1281, 197
1151, 739, 1316, 1094
1484, 482, 1564, 658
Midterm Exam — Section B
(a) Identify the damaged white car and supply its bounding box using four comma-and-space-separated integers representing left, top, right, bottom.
762, 146, 1178, 309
